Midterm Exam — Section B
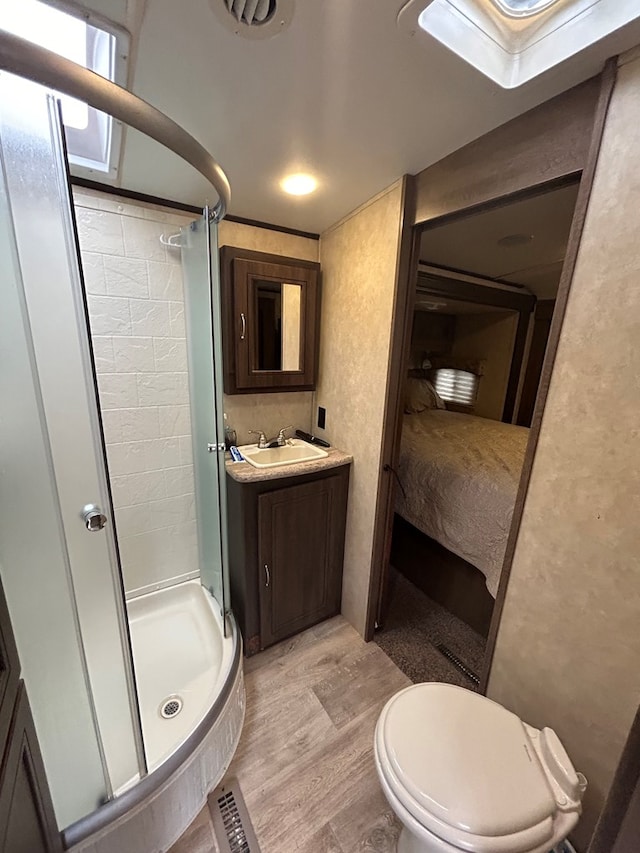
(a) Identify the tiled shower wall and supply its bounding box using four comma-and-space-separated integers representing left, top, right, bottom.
73, 188, 198, 596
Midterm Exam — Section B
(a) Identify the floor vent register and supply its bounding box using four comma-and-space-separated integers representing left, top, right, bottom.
209, 777, 261, 853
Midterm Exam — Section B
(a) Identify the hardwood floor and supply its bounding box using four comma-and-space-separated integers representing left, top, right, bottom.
169, 616, 410, 853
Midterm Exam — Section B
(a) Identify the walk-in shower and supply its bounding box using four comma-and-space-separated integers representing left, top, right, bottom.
0, 41, 242, 853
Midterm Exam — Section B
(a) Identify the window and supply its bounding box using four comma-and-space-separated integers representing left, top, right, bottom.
433, 368, 479, 408
0, 0, 128, 177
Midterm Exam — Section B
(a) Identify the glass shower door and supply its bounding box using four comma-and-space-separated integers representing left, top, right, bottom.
182, 212, 230, 625
0, 72, 145, 826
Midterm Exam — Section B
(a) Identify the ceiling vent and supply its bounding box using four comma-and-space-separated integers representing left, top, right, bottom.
211, 0, 294, 39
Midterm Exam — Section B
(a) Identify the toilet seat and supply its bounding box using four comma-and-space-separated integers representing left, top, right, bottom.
374, 684, 583, 853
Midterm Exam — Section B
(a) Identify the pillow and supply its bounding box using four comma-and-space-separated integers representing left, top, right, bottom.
404, 377, 446, 414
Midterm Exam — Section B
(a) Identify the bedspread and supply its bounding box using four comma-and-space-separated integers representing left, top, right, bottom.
395, 409, 529, 597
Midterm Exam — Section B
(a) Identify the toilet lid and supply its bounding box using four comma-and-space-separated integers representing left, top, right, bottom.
377, 684, 557, 850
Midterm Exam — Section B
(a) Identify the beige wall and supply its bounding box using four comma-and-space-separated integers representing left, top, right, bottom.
488, 54, 640, 850
315, 181, 405, 636
452, 311, 518, 420
217, 220, 318, 444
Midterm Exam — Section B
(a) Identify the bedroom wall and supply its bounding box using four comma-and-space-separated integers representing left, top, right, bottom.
315, 180, 405, 636
217, 219, 318, 444
451, 311, 518, 420
409, 311, 455, 367
487, 51, 640, 851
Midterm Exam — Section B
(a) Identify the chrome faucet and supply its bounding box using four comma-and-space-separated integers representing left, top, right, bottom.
248, 429, 268, 448
275, 425, 294, 446
249, 426, 294, 449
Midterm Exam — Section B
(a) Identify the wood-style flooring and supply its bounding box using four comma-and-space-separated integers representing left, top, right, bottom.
169, 616, 410, 853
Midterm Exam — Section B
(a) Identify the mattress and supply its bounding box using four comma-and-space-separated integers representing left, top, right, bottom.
395, 409, 529, 597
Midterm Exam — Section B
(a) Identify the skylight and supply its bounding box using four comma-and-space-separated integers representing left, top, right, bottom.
398, 0, 640, 88
0, 0, 128, 177
492, 0, 560, 17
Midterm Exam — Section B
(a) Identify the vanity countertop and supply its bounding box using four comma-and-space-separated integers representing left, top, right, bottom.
225, 446, 353, 483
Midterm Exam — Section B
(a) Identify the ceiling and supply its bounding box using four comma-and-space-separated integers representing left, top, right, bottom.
418, 181, 580, 299
71, 1, 640, 232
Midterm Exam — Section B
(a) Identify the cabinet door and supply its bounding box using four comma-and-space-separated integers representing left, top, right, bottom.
258, 476, 345, 647
0, 580, 19, 757
220, 247, 320, 394
0, 683, 61, 853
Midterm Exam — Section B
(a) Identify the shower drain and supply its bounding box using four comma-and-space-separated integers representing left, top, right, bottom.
159, 696, 183, 719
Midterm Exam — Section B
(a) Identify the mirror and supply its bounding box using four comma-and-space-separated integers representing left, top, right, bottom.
254, 279, 302, 371
220, 246, 320, 394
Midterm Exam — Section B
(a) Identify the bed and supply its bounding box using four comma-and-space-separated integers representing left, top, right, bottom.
395, 407, 529, 597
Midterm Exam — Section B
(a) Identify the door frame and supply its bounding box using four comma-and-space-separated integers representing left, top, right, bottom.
365, 61, 618, 684
588, 702, 640, 853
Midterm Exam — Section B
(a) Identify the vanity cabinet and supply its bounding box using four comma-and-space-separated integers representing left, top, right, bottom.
226, 462, 350, 654
0, 577, 61, 852
220, 246, 321, 394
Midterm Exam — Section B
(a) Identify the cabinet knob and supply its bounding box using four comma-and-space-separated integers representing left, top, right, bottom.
264, 563, 270, 587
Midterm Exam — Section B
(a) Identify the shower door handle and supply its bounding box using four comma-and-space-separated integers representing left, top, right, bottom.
82, 503, 107, 532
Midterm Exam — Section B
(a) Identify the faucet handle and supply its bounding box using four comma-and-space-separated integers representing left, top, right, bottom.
277, 426, 294, 445
248, 429, 267, 448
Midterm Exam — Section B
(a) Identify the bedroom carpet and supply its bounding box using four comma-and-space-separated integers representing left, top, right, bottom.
374, 568, 486, 689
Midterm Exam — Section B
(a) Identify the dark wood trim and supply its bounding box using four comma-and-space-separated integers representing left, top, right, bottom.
70, 177, 202, 214
589, 703, 640, 853
417, 270, 536, 313
516, 299, 555, 427
414, 76, 600, 226
418, 260, 527, 290
365, 174, 417, 640
503, 308, 531, 423
223, 214, 319, 241
480, 59, 618, 692
70, 177, 320, 239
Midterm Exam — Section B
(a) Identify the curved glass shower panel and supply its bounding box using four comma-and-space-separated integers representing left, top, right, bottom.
182, 214, 229, 622
0, 73, 144, 826
0, 118, 108, 830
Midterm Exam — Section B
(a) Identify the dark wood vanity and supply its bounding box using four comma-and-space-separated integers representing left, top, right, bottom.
0, 576, 61, 851
226, 457, 350, 655
220, 246, 321, 393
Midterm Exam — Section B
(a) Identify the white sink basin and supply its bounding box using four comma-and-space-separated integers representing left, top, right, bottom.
238, 438, 329, 469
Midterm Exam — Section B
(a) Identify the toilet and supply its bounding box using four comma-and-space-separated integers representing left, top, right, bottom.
374, 683, 587, 853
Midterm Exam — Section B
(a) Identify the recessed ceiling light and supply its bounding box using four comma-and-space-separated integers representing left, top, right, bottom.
281, 173, 317, 196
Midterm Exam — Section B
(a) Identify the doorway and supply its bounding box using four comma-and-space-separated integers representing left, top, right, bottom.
374, 180, 580, 687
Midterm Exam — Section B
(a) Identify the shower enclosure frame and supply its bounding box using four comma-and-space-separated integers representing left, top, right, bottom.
0, 25, 244, 852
